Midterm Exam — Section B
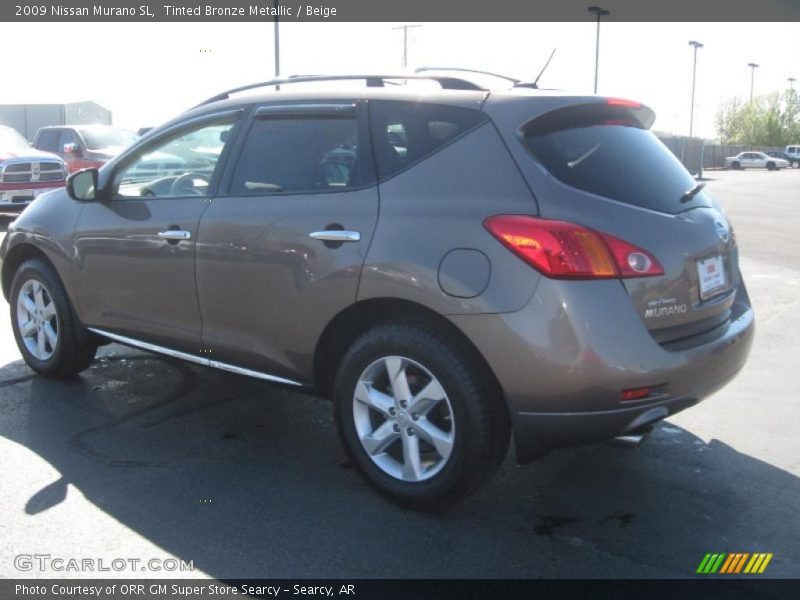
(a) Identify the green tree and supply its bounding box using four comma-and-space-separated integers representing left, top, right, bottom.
716, 91, 800, 146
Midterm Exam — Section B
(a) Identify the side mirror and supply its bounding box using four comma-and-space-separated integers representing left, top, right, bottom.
66, 169, 99, 201
63, 143, 81, 155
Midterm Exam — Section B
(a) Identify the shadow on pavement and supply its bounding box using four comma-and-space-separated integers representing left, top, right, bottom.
0, 349, 797, 578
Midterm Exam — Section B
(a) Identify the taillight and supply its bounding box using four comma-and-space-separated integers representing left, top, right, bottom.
483, 215, 663, 279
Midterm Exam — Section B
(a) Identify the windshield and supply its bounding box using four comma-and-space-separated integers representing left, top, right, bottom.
0, 127, 32, 152
524, 117, 711, 214
80, 128, 138, 150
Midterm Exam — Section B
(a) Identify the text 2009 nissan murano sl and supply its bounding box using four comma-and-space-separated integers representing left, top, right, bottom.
0, 74, 754, 508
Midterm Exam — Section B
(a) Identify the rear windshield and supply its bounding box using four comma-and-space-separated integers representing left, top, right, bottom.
524, 113, 709, 213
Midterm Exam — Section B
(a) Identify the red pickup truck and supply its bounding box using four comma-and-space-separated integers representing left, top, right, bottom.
0, 126, 68, 214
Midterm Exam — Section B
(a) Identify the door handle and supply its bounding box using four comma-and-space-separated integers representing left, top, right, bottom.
309, 230, 361, 242
158, 230, 192, 241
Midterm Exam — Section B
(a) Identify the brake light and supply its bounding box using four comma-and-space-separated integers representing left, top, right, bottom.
606, 97, 642, 109
483, 215, 663, 279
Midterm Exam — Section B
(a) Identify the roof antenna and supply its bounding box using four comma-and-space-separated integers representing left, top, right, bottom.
531, 48, 557, 89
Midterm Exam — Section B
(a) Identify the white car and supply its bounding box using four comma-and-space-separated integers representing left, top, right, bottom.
725, 151, 789, 170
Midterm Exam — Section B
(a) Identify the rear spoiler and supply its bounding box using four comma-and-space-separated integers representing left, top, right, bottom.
523, 98, 656, 136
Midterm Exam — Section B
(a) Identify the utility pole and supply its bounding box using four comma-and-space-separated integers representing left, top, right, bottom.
789, 77, 796, 92
392, 24, 422, 69
274, 0, 281, 90
688, 41, 703, 138
748, 62, 759, 102
588, 6, 610, 94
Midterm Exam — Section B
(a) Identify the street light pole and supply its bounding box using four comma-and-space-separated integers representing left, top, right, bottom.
790, 77, 797, 92
688, 41, 703, 138
588, 6, 610, 94
748, 62, 759, 102
273, 0, 280, 90
392, 24, 422, 69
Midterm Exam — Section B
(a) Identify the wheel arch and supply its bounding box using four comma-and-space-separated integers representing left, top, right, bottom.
2, 243, 58, 301
313, 298, 506, 408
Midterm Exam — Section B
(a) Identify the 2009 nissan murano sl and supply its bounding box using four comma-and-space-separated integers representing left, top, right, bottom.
0, 74, 754, 508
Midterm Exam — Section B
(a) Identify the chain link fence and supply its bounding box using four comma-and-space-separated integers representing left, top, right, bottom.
656, 134, 787, 174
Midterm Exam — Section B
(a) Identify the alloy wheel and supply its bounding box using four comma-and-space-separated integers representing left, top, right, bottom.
16, 279, 59, 361
352, 356, 455, 482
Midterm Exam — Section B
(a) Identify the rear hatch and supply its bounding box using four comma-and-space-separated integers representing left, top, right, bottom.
502, 97, 739, 346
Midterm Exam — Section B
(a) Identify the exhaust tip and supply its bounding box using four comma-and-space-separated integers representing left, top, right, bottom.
610, 425, 654, 448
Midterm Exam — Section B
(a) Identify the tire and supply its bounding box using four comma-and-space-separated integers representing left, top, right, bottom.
792, 160, 799, 169
10, 259, 97, 378
732, 161, 741, 170
767, 162, 776, 171
333, 321, 510, 510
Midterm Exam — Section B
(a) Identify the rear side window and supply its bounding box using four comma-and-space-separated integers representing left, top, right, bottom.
369, 101, 487, 181
229, 116, 367, 195
36, 130, 60, 153
524, 106, 708, 213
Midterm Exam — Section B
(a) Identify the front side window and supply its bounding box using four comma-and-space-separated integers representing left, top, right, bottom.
229, 116, 364, 195
114, 120, 236, 199
59, 130, 79, 151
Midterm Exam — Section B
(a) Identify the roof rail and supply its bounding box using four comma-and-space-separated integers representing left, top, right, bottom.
193, 73, 487, 108
414, 67, 521, 85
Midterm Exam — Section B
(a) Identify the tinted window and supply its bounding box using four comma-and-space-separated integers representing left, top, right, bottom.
230, 116, 366, 195
114, 120, 236, 199
36, 130, 60, 153
369, 101, 487, 180
524, 110, 707, 214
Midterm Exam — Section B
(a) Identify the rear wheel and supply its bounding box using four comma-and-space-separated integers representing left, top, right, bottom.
792, 160, 799, 169
10, 259, 97, 378
333, 322, 510, 510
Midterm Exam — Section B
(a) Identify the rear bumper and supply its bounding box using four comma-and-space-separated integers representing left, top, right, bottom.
448, 276, 755, 463
513, 394, 700, 460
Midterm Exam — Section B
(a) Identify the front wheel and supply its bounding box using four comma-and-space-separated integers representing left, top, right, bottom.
766, 161, 776, 171
333, 322, 510, 510
10, 259, 97, 378
731, 161, 741, 170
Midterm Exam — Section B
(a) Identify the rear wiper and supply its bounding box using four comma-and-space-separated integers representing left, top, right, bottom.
679, 182, 706, 204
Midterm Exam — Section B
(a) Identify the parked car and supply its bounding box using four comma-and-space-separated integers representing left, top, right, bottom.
766, 150, 793, 162
1, 75, 754, 508
725, 151, 789, 170
34, 125, 138, 173
0, 125, 68, 214
785, 145, 800, 167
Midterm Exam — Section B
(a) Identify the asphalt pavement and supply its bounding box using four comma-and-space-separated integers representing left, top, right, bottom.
0, 169, 798, 579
